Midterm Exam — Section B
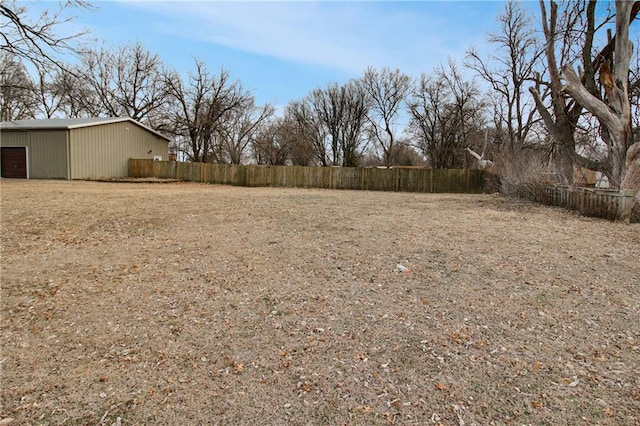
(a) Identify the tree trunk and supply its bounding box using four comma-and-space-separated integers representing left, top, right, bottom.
621, 142, 640, 220
530, 0, 577, 185
555, 124, 577, 185
561, 0, 634, 189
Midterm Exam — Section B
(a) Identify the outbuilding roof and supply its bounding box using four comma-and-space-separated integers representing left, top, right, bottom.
0, 117, 170, 141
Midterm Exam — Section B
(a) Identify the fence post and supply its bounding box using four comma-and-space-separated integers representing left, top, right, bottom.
618, 189, 636, 223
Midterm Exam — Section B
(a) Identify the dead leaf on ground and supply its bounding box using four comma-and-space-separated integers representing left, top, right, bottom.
531, 401, 543, 409
354, 353, 368, 362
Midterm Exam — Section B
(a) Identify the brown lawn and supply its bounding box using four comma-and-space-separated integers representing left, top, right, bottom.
1, 179, 639, 425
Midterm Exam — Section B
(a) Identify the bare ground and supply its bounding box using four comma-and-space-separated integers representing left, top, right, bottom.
1, 179, 639, 425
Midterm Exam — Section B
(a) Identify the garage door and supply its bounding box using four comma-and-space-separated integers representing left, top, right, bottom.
1, 147, 28, 178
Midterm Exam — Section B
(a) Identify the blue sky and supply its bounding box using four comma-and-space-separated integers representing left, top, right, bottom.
35, 1, 524, 107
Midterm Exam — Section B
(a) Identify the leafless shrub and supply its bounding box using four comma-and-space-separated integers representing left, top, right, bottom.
493, 146, 553, 185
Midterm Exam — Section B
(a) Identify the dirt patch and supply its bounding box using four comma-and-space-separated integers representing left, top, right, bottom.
1, 180, 639, 425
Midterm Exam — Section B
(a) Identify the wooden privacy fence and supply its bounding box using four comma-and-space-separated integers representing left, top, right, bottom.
501, 180, 637, 222
129, 159, 485, 193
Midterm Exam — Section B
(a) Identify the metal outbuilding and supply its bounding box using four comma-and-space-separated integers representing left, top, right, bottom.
0, 117, 170, 179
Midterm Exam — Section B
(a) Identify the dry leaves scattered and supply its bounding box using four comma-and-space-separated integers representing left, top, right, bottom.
1, 180, 639, 425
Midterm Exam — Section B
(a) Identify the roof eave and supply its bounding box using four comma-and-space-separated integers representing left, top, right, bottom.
1, 117, 171, 141
65, 117, 129, 130
68, 117, 171, 141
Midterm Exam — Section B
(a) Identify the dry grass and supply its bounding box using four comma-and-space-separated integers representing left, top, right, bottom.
1, 180, 639, 425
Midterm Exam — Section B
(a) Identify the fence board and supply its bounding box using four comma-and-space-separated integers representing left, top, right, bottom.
500, 180, 636, 222
129, 159, 485, 194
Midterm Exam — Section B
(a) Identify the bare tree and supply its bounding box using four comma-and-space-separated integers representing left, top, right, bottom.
339, 80, 369, 167
440, 60, 487, 158
407, 63, 486, 168
530, 0, 587, 184
215, 100, 274, 164
31, 63, 72, 118
285, 99, 328, 166
308, 81, 368, 167
31, 66, 58, 118
309, 84, 343, 166
388, 143, 424, 166
561, 0, 639, 190
51, 65, 94, 118
529, 0, 618, 184
360, 66, 411, 165
1, 0, 90, 71
466, 0, 542, 149
407, 73, 450, 168
164, 61, 252, 162
78, 42, 168, 125
0, 52, 36, 120
252, 118, 293, 165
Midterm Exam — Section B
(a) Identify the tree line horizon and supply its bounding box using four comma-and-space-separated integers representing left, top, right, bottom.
2, 0, 639, 191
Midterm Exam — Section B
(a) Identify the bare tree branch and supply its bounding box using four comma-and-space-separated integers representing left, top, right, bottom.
360, 66, 411, 166
0, 1, 92, 72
